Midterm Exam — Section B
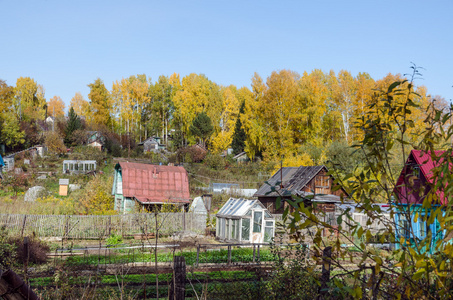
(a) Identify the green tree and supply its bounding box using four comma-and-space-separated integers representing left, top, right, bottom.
64, 107, 82, 145
231, 101, 246, 155
0, 113, 25, 149
189, 112, 214, 148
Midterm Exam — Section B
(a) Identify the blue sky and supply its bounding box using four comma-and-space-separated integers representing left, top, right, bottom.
1, 0, 452, 110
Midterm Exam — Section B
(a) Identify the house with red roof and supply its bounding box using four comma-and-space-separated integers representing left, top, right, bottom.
393, 149, 447, 254
112, 162, 191, 213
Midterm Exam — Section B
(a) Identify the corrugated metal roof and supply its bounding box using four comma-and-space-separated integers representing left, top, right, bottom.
410, 150, 447, 204
254, 166, 325, 197
411, 150, 445, 184
118, 162, 190, 204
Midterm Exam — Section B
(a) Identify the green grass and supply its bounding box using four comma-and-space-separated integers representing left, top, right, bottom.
63, 248, 275, 266
29, 270, 258, 287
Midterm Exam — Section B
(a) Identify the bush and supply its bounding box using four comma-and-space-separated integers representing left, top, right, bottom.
70, 146, 106, 166
177, 146, 207, 163
0, 227, 16, 269
106, 234, 123, 246
0, 228, 49, 267
9, 235, 49, 265
204, 154, 226, 170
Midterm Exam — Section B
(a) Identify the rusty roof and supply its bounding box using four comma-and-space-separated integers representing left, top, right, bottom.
118, 162, 190, 204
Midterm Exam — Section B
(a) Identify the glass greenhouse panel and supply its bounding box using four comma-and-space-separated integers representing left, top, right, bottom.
264, 226, 274, 243
242, 219, 250, 241
253, 211, 262, 233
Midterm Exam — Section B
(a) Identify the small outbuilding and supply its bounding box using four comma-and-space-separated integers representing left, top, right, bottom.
2, 157, 14, 173
233, 152, 249, 163
59, 179, 69, 196
63, 160, 97, 174
112, 162, 191, 213
140, 137, 165, 153
216, 198, 275, 243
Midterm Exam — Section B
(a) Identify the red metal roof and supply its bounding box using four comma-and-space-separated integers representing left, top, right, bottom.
119, 162, 190, 204
395, 150, 449, 205
411, 150, 445, 184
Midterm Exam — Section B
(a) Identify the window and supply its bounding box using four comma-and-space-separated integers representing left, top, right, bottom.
264, 221, 274, 243
398, 214, 410, 238
253, 211, 262, 233
241, 219, 250, 241
231, 219, 236, 239
413, 166, 420, 178
420, 219, 426, 238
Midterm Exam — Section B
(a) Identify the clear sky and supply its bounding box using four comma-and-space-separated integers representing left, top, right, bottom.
1, 0, 452, 110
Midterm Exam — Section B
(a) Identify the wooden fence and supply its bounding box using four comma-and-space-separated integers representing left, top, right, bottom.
0, 212, 207, 239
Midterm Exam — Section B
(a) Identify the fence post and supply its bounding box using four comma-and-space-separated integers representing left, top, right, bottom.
65, 215, 70, 239
20, 215, 27, 237
108, 215, 112, 236
228, 245, 232, 265
257, 244, 260, 262
252, 244, 256, 263
23, 237, 29, 284
196, 244, 200, 267
170, 256, 186, 300
317, 246, 332, 300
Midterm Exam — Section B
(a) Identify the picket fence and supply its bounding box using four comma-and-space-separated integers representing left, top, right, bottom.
0, 212, 207, 239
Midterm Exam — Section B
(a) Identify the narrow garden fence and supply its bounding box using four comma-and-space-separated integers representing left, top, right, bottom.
0, 212, 206, 239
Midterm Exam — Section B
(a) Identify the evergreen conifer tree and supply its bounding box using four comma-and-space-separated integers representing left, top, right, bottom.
189, 112, 213, 148
231, 101, 246, 155
65, 107, 81, 145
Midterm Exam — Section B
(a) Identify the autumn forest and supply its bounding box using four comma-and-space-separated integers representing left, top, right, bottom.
0, 69, 445, 166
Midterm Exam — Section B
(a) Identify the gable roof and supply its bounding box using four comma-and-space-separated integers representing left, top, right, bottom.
87, 131, 105, 144
233, 152, 248, 160
216, 198, 274, 219
140, 137, 160, 145
117, 162, 190, 204
395, 149, 448, 205
254, 166, 326, 197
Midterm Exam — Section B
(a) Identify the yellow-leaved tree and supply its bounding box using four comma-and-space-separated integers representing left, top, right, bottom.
78, 176, 116, 215
47, 96, 66, 117
211, 86, 240, 153
70, 92, 89, 119
242, 73, 265, 160
173, 74, 223, 146
13, 77, 46, 121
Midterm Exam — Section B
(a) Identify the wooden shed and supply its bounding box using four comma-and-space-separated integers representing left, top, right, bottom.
254, 166, 349, 214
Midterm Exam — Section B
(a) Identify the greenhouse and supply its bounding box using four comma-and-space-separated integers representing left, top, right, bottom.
62, 160, 97, 174
216, 198, 275, 243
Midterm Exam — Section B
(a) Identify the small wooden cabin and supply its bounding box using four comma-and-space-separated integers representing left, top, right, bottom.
393, 150, 447, 254
254, 166, 349, 214
112, 162, 191, 213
